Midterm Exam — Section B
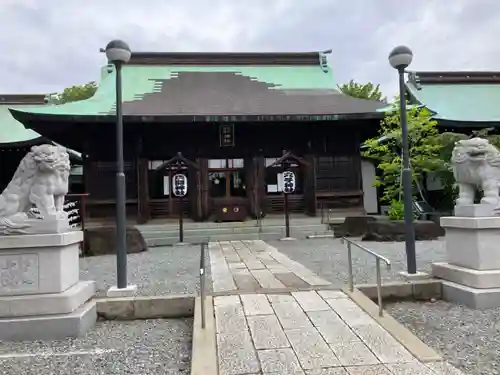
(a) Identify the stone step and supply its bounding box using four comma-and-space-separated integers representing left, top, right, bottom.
136, 218, 326, 232
145, 229, 333, 247
139, 224, 328, 237
147, 233, 261, 246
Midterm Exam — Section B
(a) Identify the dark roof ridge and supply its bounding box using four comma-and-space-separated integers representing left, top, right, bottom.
128, 51, 323, 66
0, 94, 47, 105
408, 70, 500, 85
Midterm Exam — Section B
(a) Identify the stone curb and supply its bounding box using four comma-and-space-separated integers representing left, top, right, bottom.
190, 296, 218, 375
95, 294, 195, 320
356, 279, 442, 301
343, 286, 443, 363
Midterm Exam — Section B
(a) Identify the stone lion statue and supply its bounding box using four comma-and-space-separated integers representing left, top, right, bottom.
451, 137, 500, 207
0, 144, 71, 234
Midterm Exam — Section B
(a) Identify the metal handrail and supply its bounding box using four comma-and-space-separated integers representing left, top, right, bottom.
340, 237, 391, 316
199, 242, 206, 329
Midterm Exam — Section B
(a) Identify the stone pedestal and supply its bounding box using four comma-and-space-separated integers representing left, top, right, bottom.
432, 205, 500, 309
0, 231, 96, 341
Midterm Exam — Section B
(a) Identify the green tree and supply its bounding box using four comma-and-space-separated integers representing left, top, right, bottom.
56, 81, 97, 104
338, 80, 386, 102
362, 104, 441, 203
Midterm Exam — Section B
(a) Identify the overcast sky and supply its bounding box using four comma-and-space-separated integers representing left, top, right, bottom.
0, 0, 497, 98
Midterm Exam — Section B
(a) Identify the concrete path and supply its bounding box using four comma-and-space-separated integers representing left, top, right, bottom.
209, 240, 464, 375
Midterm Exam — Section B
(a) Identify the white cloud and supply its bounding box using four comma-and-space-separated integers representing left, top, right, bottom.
0, 0, 496, 97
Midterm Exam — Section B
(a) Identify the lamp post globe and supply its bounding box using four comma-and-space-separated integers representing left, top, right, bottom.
105, 39, 131, 64
388, 45, 413, 70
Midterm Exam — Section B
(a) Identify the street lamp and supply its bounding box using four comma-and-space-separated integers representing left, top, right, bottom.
388, 45, 417, 275
105, 40, 134, 293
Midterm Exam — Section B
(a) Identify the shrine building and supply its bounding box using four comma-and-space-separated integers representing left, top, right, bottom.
9, 51, 388, 223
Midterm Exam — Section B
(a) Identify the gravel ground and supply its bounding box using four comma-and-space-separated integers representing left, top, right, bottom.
267, 237, 448, 285
0, 318, 193, 374
79, 245, 211, 297
386, 301, 500, 375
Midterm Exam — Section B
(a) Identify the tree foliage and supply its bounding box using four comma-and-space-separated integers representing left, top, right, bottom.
55, 81, 97, 104
338, 80, 386, 102
362, 104, 441, 203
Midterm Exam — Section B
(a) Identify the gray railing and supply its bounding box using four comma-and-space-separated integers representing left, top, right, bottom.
340, 237, 391, 316
199, 242, 207, 329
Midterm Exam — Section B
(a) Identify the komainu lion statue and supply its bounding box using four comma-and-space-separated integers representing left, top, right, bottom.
451, 137, 500, 207
0, 144, 71, 234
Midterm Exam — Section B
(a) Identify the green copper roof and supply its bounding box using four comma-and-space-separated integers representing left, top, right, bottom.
0, 103, 43, 144
10, 63, 385, 119
11, 65, 340, 117
406, 72, 500, 123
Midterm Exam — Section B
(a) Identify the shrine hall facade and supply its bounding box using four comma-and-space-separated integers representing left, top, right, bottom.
9, 51, 386, 223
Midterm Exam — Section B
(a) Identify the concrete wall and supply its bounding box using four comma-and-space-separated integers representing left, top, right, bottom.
361, 159, 378, 214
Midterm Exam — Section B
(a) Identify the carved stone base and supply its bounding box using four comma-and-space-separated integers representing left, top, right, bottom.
0, 231, 83, 296
0, 281, 95, 317
0, 300, 96, 341
441, 281, 500, 310
432, 262, 500, 289
0, 231, 96, 341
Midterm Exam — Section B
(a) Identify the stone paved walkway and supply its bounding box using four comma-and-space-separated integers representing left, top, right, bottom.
209, 240, 465, 375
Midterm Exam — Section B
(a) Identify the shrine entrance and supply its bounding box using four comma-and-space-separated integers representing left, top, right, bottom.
208, 158, 249, 221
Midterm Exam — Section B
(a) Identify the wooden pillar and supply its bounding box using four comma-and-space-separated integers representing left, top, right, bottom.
255, 155, 266, 218
304, 154, 317, 216
188, 162, 200, 221
82, 145, 93, 219
198, 158, 210, 220
136, 158, 149, 223
244, 156, 256, 218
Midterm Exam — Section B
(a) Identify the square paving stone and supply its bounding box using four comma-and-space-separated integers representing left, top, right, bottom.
353, 325, 416, 364
215, 295, 240, 306
298, 275, 332, 286
317, 290, 348, 300
285, 327, 340, 369
385, 362, 436, 375
233, 274, 261, 292
257, 348, 302, 374
217, 330, 260, 375
228, 262, 247, 270
240, 294, 274, 316
215, 300, 248, 335
274, 273, 311, 288
267, 265, 292, 274
251, 269, 286, 289
344, 364, 393, 375
269, 298, 313, 329
329, 341, 380, 366
292, 291, 331, 311
246, 261, 267, 270
247, 315, 290, 349
307, 310, 344, 327
426, 361, 465, 375
306, 368, 348, 375
325, 299, 376, 327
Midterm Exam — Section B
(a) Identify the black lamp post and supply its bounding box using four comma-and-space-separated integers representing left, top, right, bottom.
105, 40, 131, 289
388, 45, 417, 274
